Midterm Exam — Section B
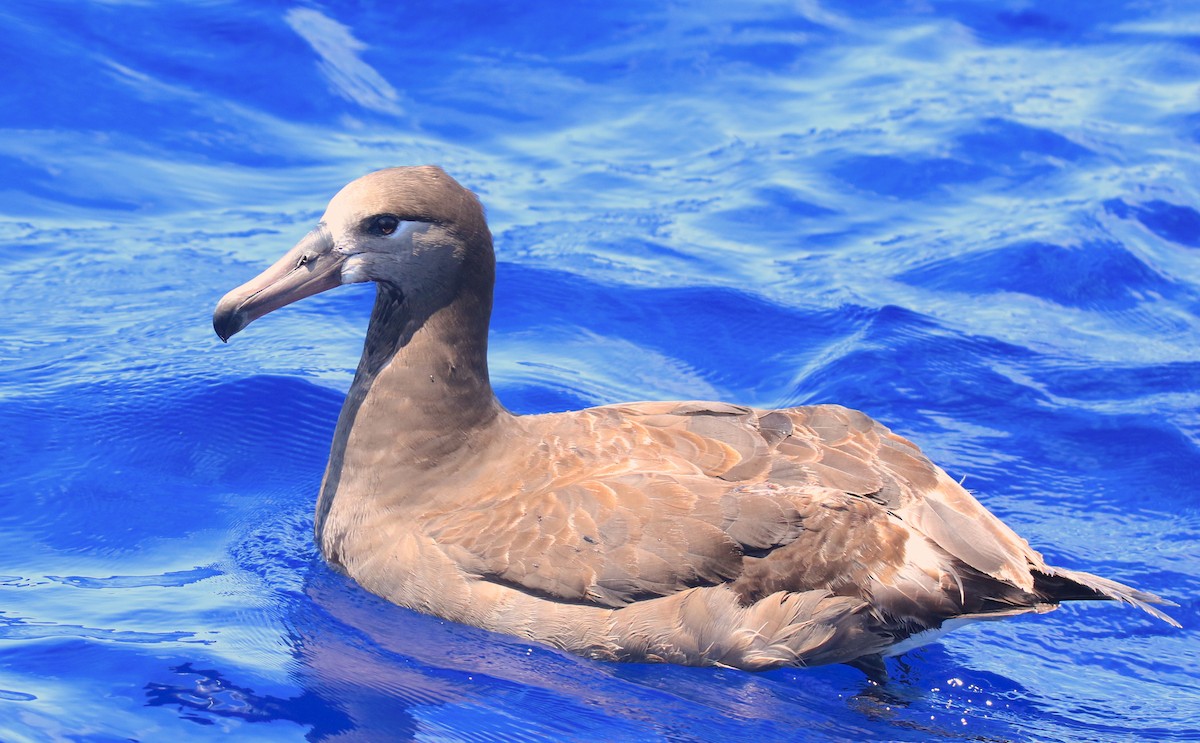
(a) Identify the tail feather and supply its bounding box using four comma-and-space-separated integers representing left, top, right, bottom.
1037, 566, 1181, 628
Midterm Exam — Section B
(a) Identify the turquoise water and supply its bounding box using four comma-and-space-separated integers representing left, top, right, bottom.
2, 1, 1199, 740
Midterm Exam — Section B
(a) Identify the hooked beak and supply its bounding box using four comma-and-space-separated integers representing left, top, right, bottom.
213, 224, 343, 342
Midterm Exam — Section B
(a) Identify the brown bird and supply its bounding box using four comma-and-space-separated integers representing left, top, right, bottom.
213, 166, 1178, 681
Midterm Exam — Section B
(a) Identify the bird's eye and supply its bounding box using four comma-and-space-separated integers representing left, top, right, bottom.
369, 215, 401, 236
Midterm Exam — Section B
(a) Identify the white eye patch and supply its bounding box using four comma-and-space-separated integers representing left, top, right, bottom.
382, 219, 415, 240
338, 221, 429, 284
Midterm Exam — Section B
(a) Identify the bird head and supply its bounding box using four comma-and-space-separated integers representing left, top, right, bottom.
213, 166, 491, 342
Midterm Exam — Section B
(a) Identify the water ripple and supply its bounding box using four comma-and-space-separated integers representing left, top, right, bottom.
1, 1, 1198, 741
45, 566, 223, 590
0, 614, 201, 645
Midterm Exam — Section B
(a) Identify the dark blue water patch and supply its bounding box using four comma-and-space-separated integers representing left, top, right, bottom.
896, 239, 1179, 310
754, 185, 840, 218
365, 2, 637, 61
927, 0, 1115, 45
0, 375, 339, 554
791, 304, 1048, 419
1036, 361, 1200, 401
128, 374, 341, 477
982, 8, 1075, 39
498, 380, 593, 416
146, 662, 355, 738
703, 185, 838, 243
1177, 35, 1200, 56
0, 2, 341, 136
924, 0, 1200, 58
1040, 412, 1200, 505
359, 2, 835, 86
492, 262, 876, 399
792, 308, 1199, 508
606, 236, 704, 265
1105, 198, 1200, 248
707, 41, 806, 70
0, 155, 145, 212
0, 688, 37, 702
45, 565, 222, 590
422, 96, 544, 127
1183, 111, 1200, 144
954, 118, 1094, 178
795, 230, 862, 249
0, 613, 199, 645
830, 155, 992, 199
0, 636, 315, 738
728, 14, 832, 36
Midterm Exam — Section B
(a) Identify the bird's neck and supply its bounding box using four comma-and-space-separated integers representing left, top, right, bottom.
315, 281, 505, 545
359, 281, 498, 417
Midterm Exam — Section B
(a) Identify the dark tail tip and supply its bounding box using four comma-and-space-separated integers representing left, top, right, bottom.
1036, 567, 1181, 628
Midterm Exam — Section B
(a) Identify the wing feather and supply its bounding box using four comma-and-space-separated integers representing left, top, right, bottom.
425, 401, 1046, 613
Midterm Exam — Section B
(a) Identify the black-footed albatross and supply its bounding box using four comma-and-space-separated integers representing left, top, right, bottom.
213, 166, 1178, 680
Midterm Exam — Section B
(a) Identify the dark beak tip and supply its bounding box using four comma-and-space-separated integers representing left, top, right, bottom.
212, 306, 243, 343
211, 226, 341, 343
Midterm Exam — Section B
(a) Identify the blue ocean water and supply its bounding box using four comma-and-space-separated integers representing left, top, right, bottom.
2, 0, 1198, 740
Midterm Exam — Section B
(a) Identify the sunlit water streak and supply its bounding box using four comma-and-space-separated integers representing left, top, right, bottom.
1, 1, 1198, 741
